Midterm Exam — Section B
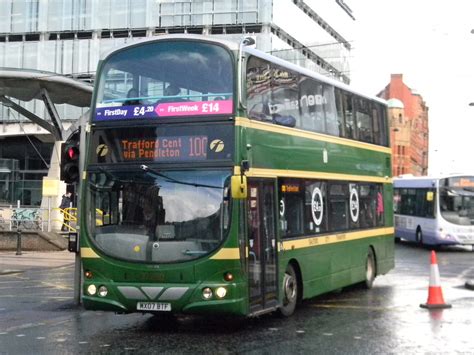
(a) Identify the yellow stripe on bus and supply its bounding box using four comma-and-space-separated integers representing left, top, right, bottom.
80, 228, 393, 261
210, 248, 241, 260
281, 227, 394, 251
235, 117, 392, 155
81, 247, 100, 258
234, 166, 392, 184
211, 228, 393, 260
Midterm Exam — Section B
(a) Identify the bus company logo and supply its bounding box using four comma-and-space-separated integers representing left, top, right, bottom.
279, 199, 285, 217
210, 139, 225, 153
350, 187, 359, 223
311, 187, 323, 226
96, 144, 109, 157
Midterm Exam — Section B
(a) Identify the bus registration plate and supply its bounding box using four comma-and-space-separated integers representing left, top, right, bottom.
137, 302, 171, 312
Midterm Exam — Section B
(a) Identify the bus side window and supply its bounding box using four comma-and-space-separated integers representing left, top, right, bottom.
270, 65, 300, 128
372, 103, 381, 145
394, 188, 401, 214
328, 183, 349, 232
379, 104, 389, 146
355, 98, 373, 144
246, 57, 273, 122
335, 89, 346, 138
324, 85, 339, 136
279, 180, 304, 237
426, 189, 436, 218
376, 187, 385, 226
299, 78, 324, 133
359, 184, 375, 228
343, 93, 357, 140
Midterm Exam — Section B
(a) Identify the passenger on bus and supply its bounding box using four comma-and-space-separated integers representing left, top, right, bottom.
156, 84, 184, 104
165, 84, 181, 97
124, 88, 140, 106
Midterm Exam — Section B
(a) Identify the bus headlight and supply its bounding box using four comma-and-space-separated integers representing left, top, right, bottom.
202, 287, 213, 299
439, 229, 453, 240
215, 287, 227, 299
87, 284, 97, 296
98, 286, 108, 297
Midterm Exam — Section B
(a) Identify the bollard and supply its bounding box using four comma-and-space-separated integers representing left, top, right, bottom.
16, 229, 22, 255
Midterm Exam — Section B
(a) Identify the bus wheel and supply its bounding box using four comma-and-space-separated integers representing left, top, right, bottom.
279, 264, 298, 317
364, 249, 376, 289
416, 228, 423, 246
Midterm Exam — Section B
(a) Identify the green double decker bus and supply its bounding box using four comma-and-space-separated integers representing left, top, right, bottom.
81, 34, 394, 317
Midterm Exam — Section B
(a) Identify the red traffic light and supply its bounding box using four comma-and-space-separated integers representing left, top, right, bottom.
61, 131, 80, 184
67, 146, 79, 160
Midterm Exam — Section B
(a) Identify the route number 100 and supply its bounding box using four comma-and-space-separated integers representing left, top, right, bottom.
189, 137, 208, 158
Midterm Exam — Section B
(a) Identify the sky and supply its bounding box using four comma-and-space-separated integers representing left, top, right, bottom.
348, 0, 474, 175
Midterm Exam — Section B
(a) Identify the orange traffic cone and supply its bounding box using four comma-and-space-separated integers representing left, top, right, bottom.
420, 250, 452, 309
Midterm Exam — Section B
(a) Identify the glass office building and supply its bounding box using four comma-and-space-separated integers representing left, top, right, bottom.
0, 0, 355, 206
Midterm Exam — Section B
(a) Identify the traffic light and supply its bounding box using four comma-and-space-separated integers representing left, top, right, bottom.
61, 131, 80, 184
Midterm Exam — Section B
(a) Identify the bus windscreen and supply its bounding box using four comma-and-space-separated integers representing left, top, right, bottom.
94, 40, 234, 121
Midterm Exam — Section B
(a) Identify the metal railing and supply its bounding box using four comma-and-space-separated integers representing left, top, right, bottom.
0, 206, 104, 233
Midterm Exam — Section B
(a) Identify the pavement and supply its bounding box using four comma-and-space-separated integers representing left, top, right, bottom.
0, 250, 75, 275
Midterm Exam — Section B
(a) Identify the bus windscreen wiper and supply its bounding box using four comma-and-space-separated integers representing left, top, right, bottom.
140, 165, 222, 189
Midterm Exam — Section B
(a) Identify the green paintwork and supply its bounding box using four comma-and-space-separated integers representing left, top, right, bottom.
79, 39, 394, 317
237, 124, 391, 178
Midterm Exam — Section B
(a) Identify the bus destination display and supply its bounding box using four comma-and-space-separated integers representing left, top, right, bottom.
90, 124, 234, 164
121, 136, 208, 161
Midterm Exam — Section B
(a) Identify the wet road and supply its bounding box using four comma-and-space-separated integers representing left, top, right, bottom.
0, 243, 473, 354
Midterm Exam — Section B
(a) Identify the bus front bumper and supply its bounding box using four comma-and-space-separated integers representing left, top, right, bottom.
82, 281, 249, 316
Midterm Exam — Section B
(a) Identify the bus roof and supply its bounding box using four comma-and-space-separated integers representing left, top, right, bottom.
393, 174, 474, 188
99, 34, 386, 106
393, 176, 438, 188
99, 34, 241, 61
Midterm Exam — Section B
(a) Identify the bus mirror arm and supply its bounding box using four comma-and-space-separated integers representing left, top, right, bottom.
241, 160, 250, 175
231, 161, 249, 199
240, 160, 249, 186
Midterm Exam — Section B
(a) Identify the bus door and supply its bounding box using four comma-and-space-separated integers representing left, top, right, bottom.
247, 179, 278, 313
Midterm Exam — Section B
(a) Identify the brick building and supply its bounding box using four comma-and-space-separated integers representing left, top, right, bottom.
378, 74, 429, 176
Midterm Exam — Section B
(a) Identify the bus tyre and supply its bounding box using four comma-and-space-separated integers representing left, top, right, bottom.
364, 249, 376, 289
416, 228, 423, 246
279, 264, 298, 317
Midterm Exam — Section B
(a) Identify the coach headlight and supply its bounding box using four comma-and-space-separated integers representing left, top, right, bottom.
87, 284, 97, 296
215, 287, 227, 299
98, 285, 108, 297
202, 287, 213, 299
439, 229, 453, 240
